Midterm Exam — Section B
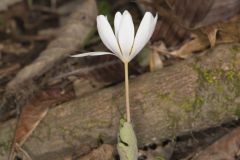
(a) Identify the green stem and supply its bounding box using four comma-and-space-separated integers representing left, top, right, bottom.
124, 62, 131, 122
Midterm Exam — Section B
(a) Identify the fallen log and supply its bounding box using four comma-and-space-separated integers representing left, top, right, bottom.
1, 44, 240, 159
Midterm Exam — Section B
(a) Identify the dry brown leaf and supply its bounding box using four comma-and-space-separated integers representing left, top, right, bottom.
190, 127, 240, 160
165, 0, 240, 29
139, 0, 240, 59
8, 87, 75, 160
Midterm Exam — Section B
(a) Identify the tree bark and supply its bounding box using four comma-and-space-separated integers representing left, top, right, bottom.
1, 44, 240, 160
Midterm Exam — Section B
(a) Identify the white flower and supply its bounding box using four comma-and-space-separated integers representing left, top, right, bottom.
72, 10, 158, 63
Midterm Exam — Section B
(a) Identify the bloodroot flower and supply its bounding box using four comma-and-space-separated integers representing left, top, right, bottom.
72, 10, 158, 63
72, 10, 157, 122
72, 10, 158, 160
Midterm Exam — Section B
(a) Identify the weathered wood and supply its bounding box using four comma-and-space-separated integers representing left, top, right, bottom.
1, 44, 240, 159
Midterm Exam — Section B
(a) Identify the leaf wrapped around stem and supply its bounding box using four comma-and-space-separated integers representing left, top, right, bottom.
117, 119, 138, 160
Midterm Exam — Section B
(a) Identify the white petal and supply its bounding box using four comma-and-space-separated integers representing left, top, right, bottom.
97, 15, 121, 56
130, 12, 158, 61
117, 10, 135, 60
148, 14, 158, 40
71, 52, 114, 57
71, 52, 125, 62
114, 12, 122, 36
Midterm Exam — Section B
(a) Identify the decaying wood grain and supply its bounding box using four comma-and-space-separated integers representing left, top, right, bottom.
0, 44, 240, 160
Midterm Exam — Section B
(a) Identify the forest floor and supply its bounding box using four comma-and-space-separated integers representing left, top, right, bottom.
0, 0, 240, 160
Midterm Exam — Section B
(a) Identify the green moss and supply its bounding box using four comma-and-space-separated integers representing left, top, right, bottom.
158, 92, 173, 101
223, 70, 240, 97
191, 60, 240, 121
226, 70, 237, 81
193, 65, 219, 85
179, 96, 204, 112
194, 66, 240, 89
201, 69, 217, 84
179, 99, 194, 112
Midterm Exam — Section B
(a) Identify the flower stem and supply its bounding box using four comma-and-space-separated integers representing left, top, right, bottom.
124, 62, 131, 122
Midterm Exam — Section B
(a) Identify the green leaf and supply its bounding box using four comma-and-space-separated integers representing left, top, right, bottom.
117, 119, 138, 160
